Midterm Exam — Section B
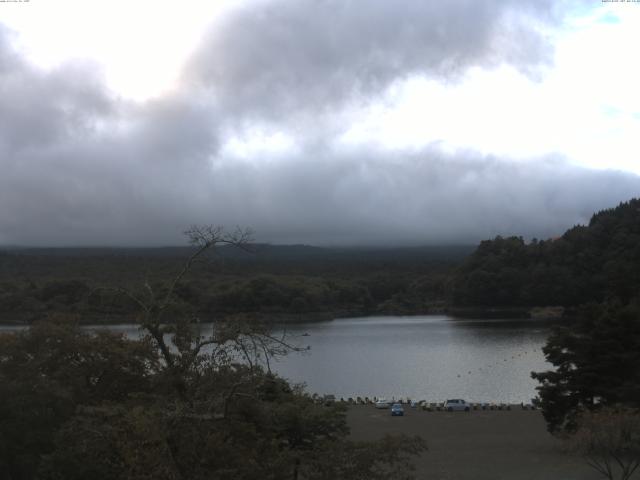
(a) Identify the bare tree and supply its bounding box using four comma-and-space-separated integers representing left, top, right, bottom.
110, 225, 304, 396
566, 407, 640, 480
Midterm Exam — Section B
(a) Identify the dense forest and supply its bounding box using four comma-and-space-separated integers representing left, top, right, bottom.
0, 230, 427, 480
0, 245, 472, 324
510, 199, 640, 436
3, 199, 640, 324
451, 198, 640, 310
439, 198, 640, 439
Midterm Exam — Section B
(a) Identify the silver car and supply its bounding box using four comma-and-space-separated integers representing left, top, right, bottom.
444, 399, 470, 411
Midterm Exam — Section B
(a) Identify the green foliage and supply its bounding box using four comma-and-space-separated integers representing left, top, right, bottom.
0, 319, 158, 479
0, 245, 467, 323
38, 280, 90, 304
1, 319, 424, 480
531, 304, 640, 433
0, 229, 427, 479
453, 198, 640, 308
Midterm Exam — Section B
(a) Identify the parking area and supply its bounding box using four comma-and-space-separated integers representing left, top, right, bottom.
347, 405, 603, 480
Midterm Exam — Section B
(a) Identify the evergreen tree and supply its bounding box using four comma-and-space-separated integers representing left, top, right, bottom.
452, 198, 640, 309
532, 303, 640, 433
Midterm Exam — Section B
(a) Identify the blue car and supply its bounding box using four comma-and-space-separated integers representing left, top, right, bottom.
391, 403, 404, 416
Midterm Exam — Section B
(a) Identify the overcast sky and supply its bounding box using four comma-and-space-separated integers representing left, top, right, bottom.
1, 0, 639, 246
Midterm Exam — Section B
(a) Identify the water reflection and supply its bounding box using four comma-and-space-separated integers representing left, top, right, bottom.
271, 315, 553, 403
0, 315, 553, 403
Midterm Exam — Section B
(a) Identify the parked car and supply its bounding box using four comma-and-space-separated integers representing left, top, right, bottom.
375, 398, 390, 409
391, 403, 404, 416
444, 399, 470, 411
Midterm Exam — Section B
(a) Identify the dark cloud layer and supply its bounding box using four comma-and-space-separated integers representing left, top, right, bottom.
4, 135, 640, 246
1, 3, 638, 247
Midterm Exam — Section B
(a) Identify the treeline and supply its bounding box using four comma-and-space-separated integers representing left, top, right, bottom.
438, 197, 640, 436
515, 199, 640, 435
452, 198, 640, 308
0, 245, 470, 323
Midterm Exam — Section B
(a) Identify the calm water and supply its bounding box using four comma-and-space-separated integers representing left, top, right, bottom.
0, 315, 553, 403
271, 315, 552, 403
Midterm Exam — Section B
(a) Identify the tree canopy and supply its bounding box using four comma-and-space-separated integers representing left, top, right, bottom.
0, 226, 426, 480
452, 198, 640, 309
531, 303, 640, 433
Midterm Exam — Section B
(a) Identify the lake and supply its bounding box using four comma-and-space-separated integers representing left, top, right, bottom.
0, 315, 553, 403
271, 315, 552, 403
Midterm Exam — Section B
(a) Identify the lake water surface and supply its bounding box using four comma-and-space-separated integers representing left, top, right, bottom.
0, 315, 553, 403
270, 315, 552, 403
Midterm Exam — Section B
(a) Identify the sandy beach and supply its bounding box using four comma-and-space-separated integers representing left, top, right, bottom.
347, 405, 605, 480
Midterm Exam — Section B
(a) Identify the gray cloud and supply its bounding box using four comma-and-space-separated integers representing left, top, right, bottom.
186, 0, 559, 123
0, 26, 114, 152
1, 2, 637, 247
196, 149, 640, 245
3, 135, 640, 246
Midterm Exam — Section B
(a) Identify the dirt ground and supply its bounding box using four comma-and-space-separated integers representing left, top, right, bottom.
347, 405, 607, 480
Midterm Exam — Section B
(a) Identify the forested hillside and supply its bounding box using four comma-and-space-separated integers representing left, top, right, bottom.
3, 198, 640, 323
452, 198, 640, 308
0, 245, 472, 324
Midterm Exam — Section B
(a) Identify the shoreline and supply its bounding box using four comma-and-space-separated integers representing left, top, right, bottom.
0, 306, 567, 327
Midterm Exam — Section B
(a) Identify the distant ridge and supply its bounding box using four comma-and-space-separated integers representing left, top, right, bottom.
0, 243, 475, 262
